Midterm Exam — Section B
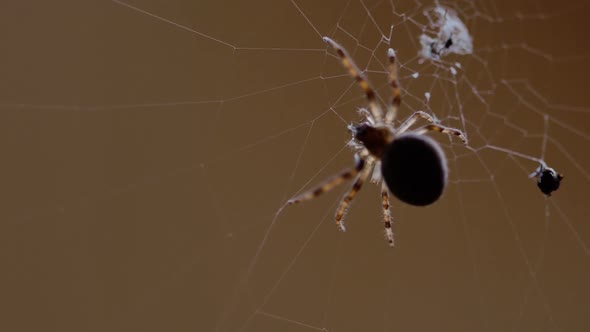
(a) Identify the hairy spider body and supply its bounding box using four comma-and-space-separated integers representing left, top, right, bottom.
287, 37, 467, 246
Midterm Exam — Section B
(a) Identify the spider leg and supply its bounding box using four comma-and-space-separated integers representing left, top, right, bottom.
396, 111, 438, 134
381, 182, 394, 247
287, 155, 366, 205
323, 37, 382, 122
414, 124, 468, 144
357, 108, 375, 125
385, 48, 401, 124
370, 161, 382, 184
334, 162, 372, 232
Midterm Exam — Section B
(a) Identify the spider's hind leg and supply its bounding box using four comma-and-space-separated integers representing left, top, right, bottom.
287, 155, 366, 205
380, 182, 395, 247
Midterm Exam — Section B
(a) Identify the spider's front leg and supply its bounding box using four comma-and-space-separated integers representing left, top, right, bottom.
414, 123, 468, 144
323, 36, 383, 122
385, 48, 401, 124
396, 111, 438, 134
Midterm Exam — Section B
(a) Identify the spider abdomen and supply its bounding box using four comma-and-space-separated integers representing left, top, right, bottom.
381, 133, 448, 206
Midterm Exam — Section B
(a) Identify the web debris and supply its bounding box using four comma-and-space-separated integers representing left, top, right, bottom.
419, 5, 473, 60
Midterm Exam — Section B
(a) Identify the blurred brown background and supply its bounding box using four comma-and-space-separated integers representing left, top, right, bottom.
1, 0, 589, 331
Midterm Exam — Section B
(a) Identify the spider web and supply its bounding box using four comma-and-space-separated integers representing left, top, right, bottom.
2, 0, 589, 332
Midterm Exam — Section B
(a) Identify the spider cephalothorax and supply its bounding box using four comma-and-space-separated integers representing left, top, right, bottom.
351, 123, 393, 158
288, 37, 467, 246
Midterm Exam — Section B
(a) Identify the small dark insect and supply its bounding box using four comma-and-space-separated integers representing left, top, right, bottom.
430, 36, 454, 59
444, 37, 453, 49
287, 37, 467, 246
531, 165, 564, 196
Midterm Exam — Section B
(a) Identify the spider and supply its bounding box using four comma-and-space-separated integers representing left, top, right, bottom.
287, 37, 468, 247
